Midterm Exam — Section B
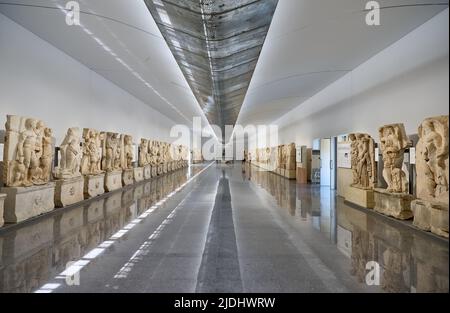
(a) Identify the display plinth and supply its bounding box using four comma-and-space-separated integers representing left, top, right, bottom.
0, 193, 6, 227
55, 176, 84, 208
157, 165, 163, 175
84, 174, 105, 199
374, 188, 414, 220
144, 165, 151, 180
412, 199, 449, 238
163, 163, 168, 174
105, 170, 122, 192
122, 169, 134, 186
1, 183, 55, 223
134, 167, 144, 183
345, 186, 374, 209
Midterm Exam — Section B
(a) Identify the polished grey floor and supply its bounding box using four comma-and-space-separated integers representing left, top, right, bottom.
0, 162, 448, 293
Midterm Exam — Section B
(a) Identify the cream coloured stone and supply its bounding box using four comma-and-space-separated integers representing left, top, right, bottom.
0, 193, 6, 227
84, 173, 105, 199
413, 115, 448, 237
1, 183, 55, 223
345, 185, 375, 209
122, 134, 134, 170
55, 176, 84, 207
349, 133, 376, 189
122, 168, 134, 186
151, 165, 157, 177
55, 127, 82, 179
105, 170, 122, 192
3, 115, 54, 187
378, 123, 411, 193
374, 188, 414, 220
134, 167, 144, 182
81, 128, 103, 175
144, 164, 151, 180
87, 198, 105, 223
157, 164, 163, 175
101, 132, 121, 172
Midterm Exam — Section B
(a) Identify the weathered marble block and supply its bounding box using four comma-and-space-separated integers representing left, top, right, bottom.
345, 186, 375, 209
84, 174, 105, 199
105, 170, 122, 192
1, 183, 55, 223
0, 193, 6, 227
374, 188, 414, 220
122, 168, 134, 186
144, 165, 151, 180
55, 176, 84, 208
163, 163, 168, 174
413, 200, 449, 238
157, 165, 163, 175
134, 167, 144, 183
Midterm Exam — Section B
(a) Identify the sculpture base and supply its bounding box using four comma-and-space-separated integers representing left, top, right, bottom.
134, 167, 144, 183
163, 163, 168, 174
157, 165, 163, 175
144, 165, 151, 180
151, 166, 157, 177
412, 199, 449, 238
122, 169, 134, 186
345, 186, 374, 209
0, 193, 6, 227
1, 183, 55, 223
84, 174, 105, 199
55, 176, 84, 208
105, 170, 122, 192
374, 188, 414, 220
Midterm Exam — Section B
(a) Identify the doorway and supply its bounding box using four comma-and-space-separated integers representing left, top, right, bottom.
319, 137, 337, 189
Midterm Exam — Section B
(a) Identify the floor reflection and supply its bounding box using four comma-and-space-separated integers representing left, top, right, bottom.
0, 168, 192, 293
243, 163, 449, 293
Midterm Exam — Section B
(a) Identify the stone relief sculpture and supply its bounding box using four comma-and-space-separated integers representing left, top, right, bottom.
139, 139, 149, 167
349, 133, 376, 189
413, 115, 449, 237
81, 129, 103, 175
102, 132, 121, 172
122, 135, 134, 170
55, 128, 82, 179
2, 115, 53, 187
379, 123, 411, 193
416, 116, 449, 203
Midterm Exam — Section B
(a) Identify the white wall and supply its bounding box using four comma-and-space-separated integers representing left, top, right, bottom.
0, 12, 182, 145
274, 9, 449, 146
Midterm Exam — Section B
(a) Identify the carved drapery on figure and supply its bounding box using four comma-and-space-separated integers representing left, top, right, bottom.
139, 139, 149, 167
349, 133, 376, 189
55, 127, 82, 179
101, 132, 121, 172
416, 116, 449, 204
3, 115, 54, 187
378, 123, 411, 193
122, 135, 134, 170
81, 128, 103, 175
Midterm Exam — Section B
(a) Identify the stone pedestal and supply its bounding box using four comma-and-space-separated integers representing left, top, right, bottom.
122, 169, 134, 186
157, 165, 163, 176
105, 170, 122, 192
84, 174, 105, 199
151, 166, 157, 177
412, 199, 449, 238
374, 188, 414, 220
1, 183, 55, 223
144, 165, 151, 180
345, 186, 374, 209
163, 163, 168, 174
134, 167, 144, 183
55, 176, 84, 208
0, 193, 6, 227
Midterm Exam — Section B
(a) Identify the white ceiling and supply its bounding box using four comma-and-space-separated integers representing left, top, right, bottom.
0, 0, 448, 136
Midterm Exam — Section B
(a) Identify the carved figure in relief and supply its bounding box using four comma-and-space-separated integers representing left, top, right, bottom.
349, 133, 376, 189
81, 129, 102, 175
416, 116, 449, 202
103, 133, 120, 172
123, 135, 134, 169
379, 124, 411, 193
56, 128, 81, 179
139, 139, 149, 167
40, 127, 53, 182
